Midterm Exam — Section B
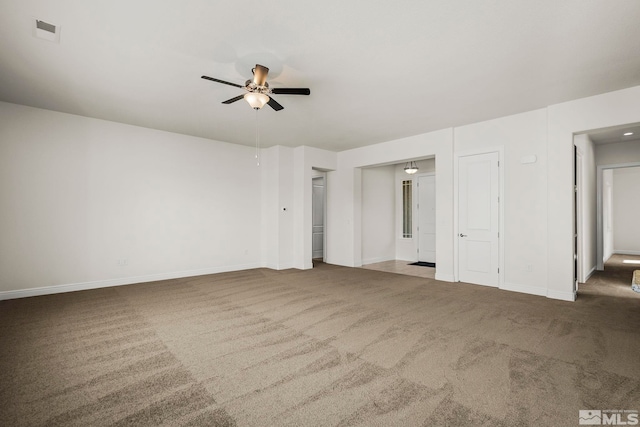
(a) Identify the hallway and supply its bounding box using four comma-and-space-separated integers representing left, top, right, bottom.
579, 253, 640, 300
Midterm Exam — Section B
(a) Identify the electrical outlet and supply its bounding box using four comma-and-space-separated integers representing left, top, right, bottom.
117, 258, 129, 267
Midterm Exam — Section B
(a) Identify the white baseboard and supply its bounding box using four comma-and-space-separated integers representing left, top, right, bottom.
584, 266, 597, 282
435, 272, 454, 282
500, 282, 547, 298
0, 262, 262, 301
546, 289, 576, 302
276, 262, 295, 270
361, 256, 396, 265
262, 261, 296, 270
615, 250, 640, 256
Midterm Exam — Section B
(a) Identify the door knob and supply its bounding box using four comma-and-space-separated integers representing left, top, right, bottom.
459, 233, 467, 237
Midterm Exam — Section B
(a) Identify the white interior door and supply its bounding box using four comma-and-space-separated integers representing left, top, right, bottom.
312, 177, 324, 259
418, 175, 436, 263
458, 152, 499, 287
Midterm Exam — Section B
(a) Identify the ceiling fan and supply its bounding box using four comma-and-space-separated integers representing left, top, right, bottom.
201, 64, 310, 111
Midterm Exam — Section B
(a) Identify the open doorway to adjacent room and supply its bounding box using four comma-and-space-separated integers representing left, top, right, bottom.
311, 171, 326, 266
360, 157, 437, 279
574, 123, 640, 298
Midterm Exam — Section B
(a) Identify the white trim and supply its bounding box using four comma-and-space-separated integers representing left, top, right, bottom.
546, 289, 576, 302
0, 262, 261, 301
361, 256, 396, 265
615, 250, 640, 256
584, 265, 597, 282
416, 172, 436, 265
453, 146, 505, 288
500, 282, 547, 297
265, 261, 296, 270
277, 262, 295, 270
435, 272, 455, 282
312, 174, 327, 264
574, 146, 584, 284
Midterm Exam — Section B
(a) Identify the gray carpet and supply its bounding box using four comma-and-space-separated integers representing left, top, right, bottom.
1, 256, 639, 426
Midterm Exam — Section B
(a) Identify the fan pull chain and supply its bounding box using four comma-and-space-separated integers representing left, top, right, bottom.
255, 108, 260, 166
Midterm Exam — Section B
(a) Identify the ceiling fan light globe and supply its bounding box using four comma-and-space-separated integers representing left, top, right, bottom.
244, 92, 269, 109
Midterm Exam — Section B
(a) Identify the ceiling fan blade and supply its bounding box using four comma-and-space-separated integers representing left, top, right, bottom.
267, 96, 284, 111
271, 88, 311, 95
201, 75, 243, 88
222, 94, 245, 104
252, 64, 269, 86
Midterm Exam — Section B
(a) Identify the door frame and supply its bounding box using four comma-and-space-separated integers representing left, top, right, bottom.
453, 146, 505, 287
574, 146, 584, 285
416, 172, 436, 264
596, 161, 640, 270
311, 172, 327, 262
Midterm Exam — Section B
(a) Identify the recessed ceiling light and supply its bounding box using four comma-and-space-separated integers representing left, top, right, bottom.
623, 132, 634, 136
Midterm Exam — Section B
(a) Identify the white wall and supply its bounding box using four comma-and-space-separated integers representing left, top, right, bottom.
263, 145, 338, 270
5, 85, 640, 302
328, 85, 640, 300
613, 167, 640, 255
261, 145, 296, 269
293, 146, 337, 270
454, 109, 548, 296
361, 166, 395, 264
327, 129, 455, 282
0, 102, 261, 297
602, 169, 615, 262
574, 134, 597, 280
595, 139, 640, 166
547, 85, 640, 301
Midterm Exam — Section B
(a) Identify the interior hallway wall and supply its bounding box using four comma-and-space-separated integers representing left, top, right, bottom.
613, 167, 640, 255
261, 146, 295, 269
361, 166, 395, 264
595, 139, 640, 165
594, 138, 640, 265
602, 169, 614, 262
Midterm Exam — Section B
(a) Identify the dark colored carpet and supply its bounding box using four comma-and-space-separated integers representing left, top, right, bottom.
1, 255, 639, 426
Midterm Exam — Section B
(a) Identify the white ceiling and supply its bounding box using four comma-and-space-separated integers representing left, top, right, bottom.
1, 1, 640, 152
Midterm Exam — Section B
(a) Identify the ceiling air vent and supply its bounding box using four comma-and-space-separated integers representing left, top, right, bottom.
36, 20, 56, 33
32, 18, 61, 43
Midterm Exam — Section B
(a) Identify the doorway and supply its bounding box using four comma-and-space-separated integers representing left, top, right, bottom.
312, 176, 325, 261
597, 163, 640, 270
574, 145, 583, 290
457, 151, 501, 287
